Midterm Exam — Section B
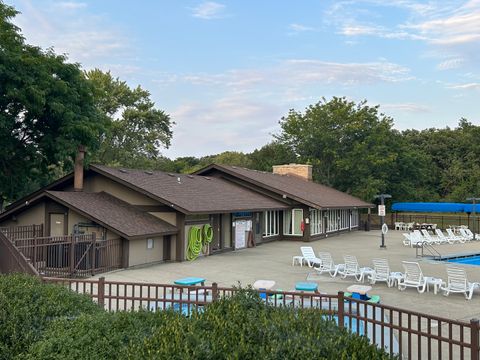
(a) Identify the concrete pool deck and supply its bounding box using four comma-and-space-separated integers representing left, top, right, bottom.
95, 230, 480, 322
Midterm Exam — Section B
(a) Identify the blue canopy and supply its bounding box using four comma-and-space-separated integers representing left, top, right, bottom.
392, 202, 480, 213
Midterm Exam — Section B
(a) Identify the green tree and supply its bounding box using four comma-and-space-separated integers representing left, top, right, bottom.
276, 97, 397, 200
87, 69, 173, 168
0, 3, 105, 206
248, 141, 297, 171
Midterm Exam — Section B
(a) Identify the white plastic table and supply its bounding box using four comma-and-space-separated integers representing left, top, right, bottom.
425, 277, 443, 294
253, 280, 276, 290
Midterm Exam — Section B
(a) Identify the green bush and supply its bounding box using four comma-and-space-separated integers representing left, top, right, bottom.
0, 276, 395, 359
126, 289, 395, 360
27, 310, 181, 360
0, 274, 100, 359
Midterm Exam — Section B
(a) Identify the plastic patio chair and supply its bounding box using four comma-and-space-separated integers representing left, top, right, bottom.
398, 261, 427, 293
439, 267, 479, 300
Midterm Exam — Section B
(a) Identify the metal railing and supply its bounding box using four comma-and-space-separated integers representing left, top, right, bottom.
43, 277, 480, 360
0, 224, 43, 240
416, 241, 443, 260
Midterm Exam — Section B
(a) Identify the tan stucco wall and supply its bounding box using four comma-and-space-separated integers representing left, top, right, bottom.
83, 174, 159, 205
0, 202, 45, 228
67, 210, 89, 235
128, 236, 164, 267
149, 212, 176, 226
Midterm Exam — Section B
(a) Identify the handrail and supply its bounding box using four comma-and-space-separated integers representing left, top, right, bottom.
416, 241, 442, 259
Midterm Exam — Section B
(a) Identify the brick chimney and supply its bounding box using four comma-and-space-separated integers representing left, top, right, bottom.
74, 145, 86, 191
272, 164, 312, 181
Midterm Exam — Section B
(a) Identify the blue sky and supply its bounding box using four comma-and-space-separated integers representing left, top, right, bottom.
8, 0, 480, 158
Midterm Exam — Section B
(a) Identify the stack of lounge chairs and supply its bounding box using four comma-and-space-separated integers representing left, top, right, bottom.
401, 228, 477, 247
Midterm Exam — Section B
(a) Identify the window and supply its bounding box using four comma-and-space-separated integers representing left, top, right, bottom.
263, 210, 279, 237
147, 238, 154, 249
283, 209, 303, 236
310, 209, 323, 235
351, 209, 359, 227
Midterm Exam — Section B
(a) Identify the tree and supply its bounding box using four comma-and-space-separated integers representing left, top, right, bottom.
276, 97, 398, 200
86, 69, 173, 168
0, 3, 105, 206
248, 141, 297, 172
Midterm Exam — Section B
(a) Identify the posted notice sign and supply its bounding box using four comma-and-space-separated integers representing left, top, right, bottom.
378, 205, 386, 216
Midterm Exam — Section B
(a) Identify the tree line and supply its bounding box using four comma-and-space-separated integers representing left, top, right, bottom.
1, 2, 479, 207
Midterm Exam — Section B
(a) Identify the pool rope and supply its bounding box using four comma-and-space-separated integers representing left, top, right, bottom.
186, 224, 214, 261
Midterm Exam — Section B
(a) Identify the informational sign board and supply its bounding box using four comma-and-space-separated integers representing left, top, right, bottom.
378, 205, 386, 217
381, 223, 388, 235
234, 220, 247, 249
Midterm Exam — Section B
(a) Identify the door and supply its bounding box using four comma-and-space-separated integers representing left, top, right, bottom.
49, 213, 65, 236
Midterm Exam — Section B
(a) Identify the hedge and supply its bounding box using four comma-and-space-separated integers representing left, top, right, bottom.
0, 274, 100, 359
0, 275, 396, 359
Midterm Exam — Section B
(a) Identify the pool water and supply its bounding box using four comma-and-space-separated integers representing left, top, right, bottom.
327, 315, 365, 336
444, 254, 480, 266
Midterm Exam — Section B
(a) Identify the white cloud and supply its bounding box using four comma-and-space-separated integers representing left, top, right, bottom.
288, 23, 316, 33
12, 0, 129, 67
190, 2, 226, 20
437, 58, 465, 70
381, 102, 430, 113
447, 82, 480, 90
56, 2, 87, 10
339, 24, 382, 36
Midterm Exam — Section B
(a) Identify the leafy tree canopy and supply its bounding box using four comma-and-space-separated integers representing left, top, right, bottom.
0, 2, 105, 205
86, 69, 173, 168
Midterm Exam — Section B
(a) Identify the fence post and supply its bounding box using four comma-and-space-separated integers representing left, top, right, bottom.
98, 277, 105, 309
212, 282, 219, 302
337, 291, 345, 329
91, 233, 96, 276
471, 318, 479, 360
33, 234, 37, 270
69, 235, 75, 276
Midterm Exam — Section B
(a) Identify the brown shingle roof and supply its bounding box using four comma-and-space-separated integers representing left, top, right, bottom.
90, 165, 289, 214
46, 191, 177, 239
197, 164, 373, 209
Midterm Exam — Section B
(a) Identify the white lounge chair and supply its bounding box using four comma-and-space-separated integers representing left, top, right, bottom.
338, 255, 373, 282
459, 228, 473, 241
421, 229, 440, 245
300, 246, 322, 268
368, 258, 402, 287
398, 261, 427, 293
446, 229, 466, 244
403, 233, 423, 247
315, 252, 344, 277
465, 228, 480, 241
435, 229, 452, 244
439, 267, 479, 300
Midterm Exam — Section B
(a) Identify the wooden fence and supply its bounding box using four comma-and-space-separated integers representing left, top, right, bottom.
0, 226, 123, 277
43, 277, 480, 360
0, 231, 39, 275
0, 224, 43, 240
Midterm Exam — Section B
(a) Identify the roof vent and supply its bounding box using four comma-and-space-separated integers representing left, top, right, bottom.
119, 169, 128, 173
187, 175, 194, 179
144, 171, 153, 175
177, 177, 181, 183
168, 173, 175, 177
231, 166, 237, 169
203, 176, 211, 180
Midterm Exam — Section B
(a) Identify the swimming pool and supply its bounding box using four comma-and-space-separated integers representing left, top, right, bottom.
443, 254, 480, 266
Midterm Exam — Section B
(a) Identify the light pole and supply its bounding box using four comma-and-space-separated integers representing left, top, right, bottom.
466, 197, 480, 240
375, 194, 392, 248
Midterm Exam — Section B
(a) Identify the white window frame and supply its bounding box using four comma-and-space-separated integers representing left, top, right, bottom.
263, 210, 280, 237
310, 208, 323, 235
283, 208, 304, 236
146, 238, 154, 250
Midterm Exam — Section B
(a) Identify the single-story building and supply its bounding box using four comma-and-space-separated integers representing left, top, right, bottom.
0, 149, 373, 275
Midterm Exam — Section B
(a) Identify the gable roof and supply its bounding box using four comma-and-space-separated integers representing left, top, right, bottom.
90, 165, 289, 214
45, 191, 177, 239
195, 164, 374, 209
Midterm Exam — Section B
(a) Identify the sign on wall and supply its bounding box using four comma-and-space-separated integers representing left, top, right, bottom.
234, 220, 248, 249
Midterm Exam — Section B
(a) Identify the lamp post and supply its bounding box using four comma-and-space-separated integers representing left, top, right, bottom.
375, 194, 392, 248
466, 197, 480, 240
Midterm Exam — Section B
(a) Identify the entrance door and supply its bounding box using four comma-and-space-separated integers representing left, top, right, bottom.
49, 213, 65, 236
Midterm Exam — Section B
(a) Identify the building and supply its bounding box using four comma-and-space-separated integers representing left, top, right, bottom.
0, 151, 372, 277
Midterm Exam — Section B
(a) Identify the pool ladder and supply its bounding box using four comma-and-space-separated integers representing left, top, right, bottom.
416, 241, 442, 260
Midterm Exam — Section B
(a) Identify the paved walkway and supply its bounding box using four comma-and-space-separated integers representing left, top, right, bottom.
96, 230, 480, 321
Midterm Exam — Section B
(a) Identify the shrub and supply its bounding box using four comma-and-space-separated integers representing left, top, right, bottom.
27, 310, 181, 360
126, 289, 396, 359
0, 274, 99, 359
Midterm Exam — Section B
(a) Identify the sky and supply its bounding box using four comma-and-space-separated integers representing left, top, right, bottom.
7, 0, 480, 158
